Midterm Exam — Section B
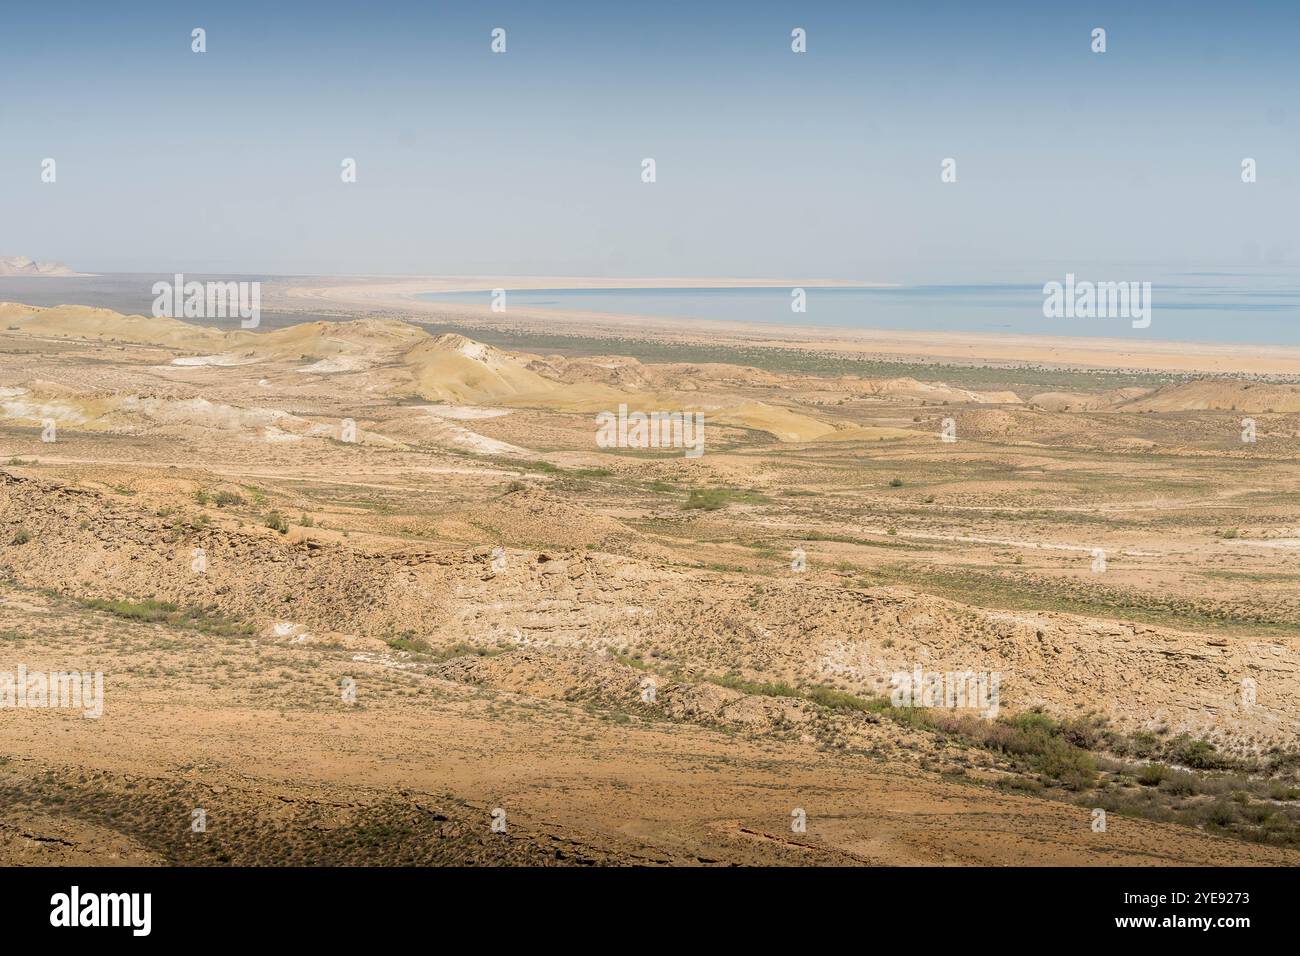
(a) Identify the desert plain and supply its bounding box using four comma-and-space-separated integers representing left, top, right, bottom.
1, 279, 1298, 866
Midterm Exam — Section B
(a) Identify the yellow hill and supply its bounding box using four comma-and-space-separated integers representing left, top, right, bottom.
1120, 380, 1300, 414
0, 302, 231, 350
1029, 387, 1151, 412
402, 334, 560, 403
0, 304, 848, 443
243, 319, 427, 362
709, 401, 839, 442
858, 377, 1021, 405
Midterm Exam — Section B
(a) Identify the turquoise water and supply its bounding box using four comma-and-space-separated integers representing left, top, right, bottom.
419, 275, 1300, 346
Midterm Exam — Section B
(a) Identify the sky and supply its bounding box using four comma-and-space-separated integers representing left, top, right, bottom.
1, 0, 1297, 281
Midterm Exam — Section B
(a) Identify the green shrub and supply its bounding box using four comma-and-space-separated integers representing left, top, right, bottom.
1032, 737, 1097, 790
1159, 769, 1200, 796
806, 686, 888, 713
79, 598, 251, 636
1205, 800, 1239, 828
1125, 731, 1161, 759
385, 635, 432, 654
683, 489, 731, 511
1167, 734, 1221, 770
1138, 763, 1171, 786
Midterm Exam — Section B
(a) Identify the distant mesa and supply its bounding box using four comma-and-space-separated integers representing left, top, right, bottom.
0, 256, 89, 277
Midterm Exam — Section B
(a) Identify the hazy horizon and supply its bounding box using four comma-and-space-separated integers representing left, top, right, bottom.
3, 0, 1297, 282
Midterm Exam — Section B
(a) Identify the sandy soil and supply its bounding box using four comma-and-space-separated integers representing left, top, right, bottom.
1, 299, 1297, 866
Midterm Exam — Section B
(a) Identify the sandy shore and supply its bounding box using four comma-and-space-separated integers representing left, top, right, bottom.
268, 275, 1300, 375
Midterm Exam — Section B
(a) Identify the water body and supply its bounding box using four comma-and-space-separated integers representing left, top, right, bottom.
420, 274, 1300, 346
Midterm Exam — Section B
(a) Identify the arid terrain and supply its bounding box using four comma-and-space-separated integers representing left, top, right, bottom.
2, 294, 1298, 866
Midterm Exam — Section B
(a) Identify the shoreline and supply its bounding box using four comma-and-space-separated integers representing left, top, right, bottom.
266, 276, 1300, 376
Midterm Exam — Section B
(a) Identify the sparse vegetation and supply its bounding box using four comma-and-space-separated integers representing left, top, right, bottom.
384, 635, 432, 654
682, 487, 767, 511
805, 686, 886, 713
707, 673, 803, 698
3, 306, 1299, 863
79, 598, 252, 637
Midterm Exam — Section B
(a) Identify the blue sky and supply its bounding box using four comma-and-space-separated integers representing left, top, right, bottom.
1, 1, 1296, 279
